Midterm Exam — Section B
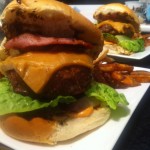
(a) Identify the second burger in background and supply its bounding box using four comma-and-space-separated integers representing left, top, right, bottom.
93, 3, 145, 55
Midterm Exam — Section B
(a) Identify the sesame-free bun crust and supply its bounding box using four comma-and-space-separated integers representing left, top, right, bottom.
0, 106, 110, 145
93, 3, 140, 32
0, 0, 103, 54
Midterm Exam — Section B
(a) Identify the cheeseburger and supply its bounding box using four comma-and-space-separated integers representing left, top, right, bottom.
0, 0, 127, 145
93, 3, 144, 55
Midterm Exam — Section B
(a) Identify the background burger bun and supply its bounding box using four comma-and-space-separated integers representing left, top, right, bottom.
0, 0, 103, 57
93, 3, 140, 32
0, 106, 110, 145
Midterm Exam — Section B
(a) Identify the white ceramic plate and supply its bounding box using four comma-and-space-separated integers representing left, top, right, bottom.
140, 24, 150, 33
107, 46, 150, 59
0, 67, 150, 150
71, 5, 150, 60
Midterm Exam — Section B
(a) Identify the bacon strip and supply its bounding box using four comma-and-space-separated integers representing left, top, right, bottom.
5, 33, 92, 51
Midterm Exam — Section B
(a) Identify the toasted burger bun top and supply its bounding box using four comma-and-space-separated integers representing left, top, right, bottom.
93, 3, 140, 32
0, 0, 103, 56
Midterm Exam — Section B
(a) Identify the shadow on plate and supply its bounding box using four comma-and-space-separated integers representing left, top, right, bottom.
111, 105, 130, 121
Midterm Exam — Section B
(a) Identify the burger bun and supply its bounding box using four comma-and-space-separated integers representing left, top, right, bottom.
0, 105, 110, 145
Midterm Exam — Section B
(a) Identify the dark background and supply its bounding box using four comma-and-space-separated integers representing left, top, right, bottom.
61, 0, 150, 150
60, 0, 136, 4
62, 0, 130, 4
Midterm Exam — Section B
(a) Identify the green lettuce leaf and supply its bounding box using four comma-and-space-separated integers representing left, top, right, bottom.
103, 33, 145, 53
85, 82, 128, 110
0, 77, 75, 115
0, 78, 128, 115
116, 35, 145, 52
103, 33, 118, 43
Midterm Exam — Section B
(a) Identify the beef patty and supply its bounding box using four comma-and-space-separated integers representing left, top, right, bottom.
6, 65, 92, 100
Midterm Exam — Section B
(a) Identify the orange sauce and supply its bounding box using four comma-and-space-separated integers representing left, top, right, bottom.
69, 106, 94, 118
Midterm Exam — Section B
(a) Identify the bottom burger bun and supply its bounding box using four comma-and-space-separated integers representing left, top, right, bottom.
0, 105, 110, 145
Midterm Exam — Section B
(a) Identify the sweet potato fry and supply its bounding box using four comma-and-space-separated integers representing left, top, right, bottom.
141, 34, 150, 47
111, 71, 140, 87
130, 71, 150, 83
94, 59, 150, 88
121, 75, 140, 86
98, 63, 133, 72
131, 76, 150, 83
130, 70, 150, 76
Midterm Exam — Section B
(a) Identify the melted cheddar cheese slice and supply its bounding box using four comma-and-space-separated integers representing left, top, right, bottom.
1, 51, 93, 93
97, 20, 135, 33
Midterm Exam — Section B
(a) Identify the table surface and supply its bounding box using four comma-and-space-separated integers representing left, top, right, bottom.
0, 0, 150, 150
